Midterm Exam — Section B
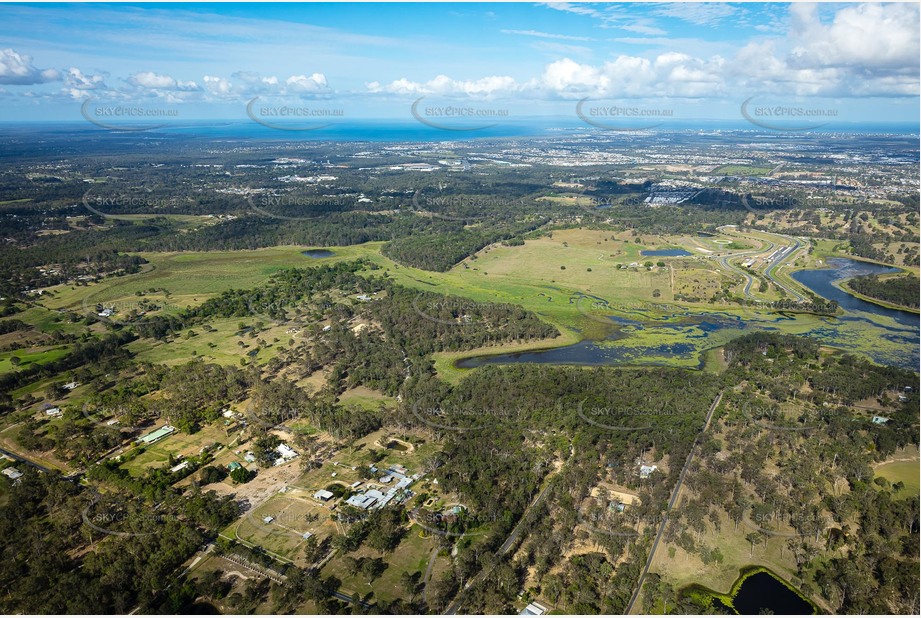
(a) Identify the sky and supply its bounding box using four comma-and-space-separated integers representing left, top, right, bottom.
0, 2, 918, 126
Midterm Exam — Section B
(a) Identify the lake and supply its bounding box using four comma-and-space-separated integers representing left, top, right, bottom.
640, 249, 693, 257
791, 257, 918, 327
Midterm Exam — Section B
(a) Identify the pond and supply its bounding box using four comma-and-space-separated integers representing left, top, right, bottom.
386, 440, 410, 452
732, 570, 815, 615
682, 567, 816, 615
302, 249, 335, 258
640, 248, 692, 257
454, 258, 919, 370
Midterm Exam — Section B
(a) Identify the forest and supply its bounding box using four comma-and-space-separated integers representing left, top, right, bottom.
847, 273, 920, 309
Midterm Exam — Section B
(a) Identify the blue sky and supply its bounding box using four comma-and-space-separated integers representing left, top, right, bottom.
0, 2, 918, 125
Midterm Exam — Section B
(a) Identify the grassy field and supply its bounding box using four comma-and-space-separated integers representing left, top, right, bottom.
337, 386, 397, 410
40, 245, 369, 317
121, 422, 234, 476
321, 525, 435, 603
225, 490, 337, 563
712, 165, 773, 175
0, 345, 70, 374
643, 508, 825, 615
26, 229, 913, 382
875, 459, 920, 499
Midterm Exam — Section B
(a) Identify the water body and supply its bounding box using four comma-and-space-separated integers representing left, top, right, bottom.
456, 258, 919, 370
731, 571, 815, 615
792, 258, 918, 327
683, 569, 815, 615
640, 249, 692, 257
302, 249, 335, 258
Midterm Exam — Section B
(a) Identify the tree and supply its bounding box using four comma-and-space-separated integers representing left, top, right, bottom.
400, 571, 422, 601
360, 557, 387, 582
229, 466, 250, 484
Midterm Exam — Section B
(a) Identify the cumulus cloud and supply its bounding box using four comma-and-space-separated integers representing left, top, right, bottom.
285, 73, 327, 92
126, 71, 198, 91
369, 3, 918, 101
788, 2, 919, 70
0, 48, 59, 85
64, 67, 106, 91
202, 75, 233, 96
367, 74, 519, 98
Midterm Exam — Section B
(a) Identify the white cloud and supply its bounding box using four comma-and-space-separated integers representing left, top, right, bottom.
127, 71, 177, 89
367, 74, 519, 98
616, 22, 668, 36
541, 3, 667, 36
125, 71, 198, 91
285, 73, 327, 92
0, 48, 59, 85
203, 75, 233, 96
789, 2, 919, 70
650, 3, 738, 27
64, 67, 106, 91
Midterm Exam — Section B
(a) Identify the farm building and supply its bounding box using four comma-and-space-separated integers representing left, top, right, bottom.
2, 467, 24, 481
137, 425, 176, 445
520, 602, 547, 615
314, 489, 334, 501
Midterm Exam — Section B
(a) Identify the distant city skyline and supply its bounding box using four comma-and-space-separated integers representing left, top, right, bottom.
0, 2, 918, 125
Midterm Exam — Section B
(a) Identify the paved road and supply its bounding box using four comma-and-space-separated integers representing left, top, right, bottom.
716, 226, 809, 301
423, 544, 440, 605
715, 225, 774, 299
0, 446, 52, 473
623, 390, 724, 615
443, 479, 555, 615
763, 235, 807, 302
332, 590, 372, 608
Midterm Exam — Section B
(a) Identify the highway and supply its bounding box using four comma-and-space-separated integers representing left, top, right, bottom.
762, 235, 807, 302
715, 226, 809, 301
715, 226, 773, 299
623, 390, 724, 615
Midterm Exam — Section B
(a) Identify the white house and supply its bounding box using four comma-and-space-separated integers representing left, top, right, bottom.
520, 602, 547, 616
314, 489, 334, 501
